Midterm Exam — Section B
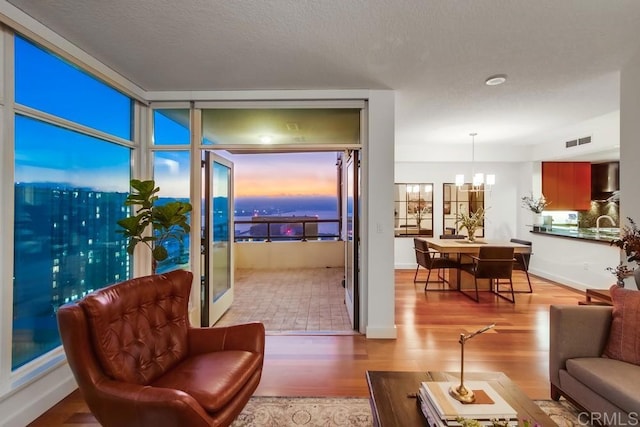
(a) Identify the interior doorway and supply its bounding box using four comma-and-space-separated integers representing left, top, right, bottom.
201, 149, 360, 334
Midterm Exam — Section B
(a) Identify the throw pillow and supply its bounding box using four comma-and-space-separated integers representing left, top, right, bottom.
603, 285, 640, 365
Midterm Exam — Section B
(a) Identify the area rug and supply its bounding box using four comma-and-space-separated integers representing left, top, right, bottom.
231, 396, 593, 426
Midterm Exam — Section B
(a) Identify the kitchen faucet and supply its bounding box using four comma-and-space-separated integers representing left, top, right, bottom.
596, 215, 615, 233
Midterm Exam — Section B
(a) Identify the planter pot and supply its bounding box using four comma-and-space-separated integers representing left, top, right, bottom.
532, 213, 543, 226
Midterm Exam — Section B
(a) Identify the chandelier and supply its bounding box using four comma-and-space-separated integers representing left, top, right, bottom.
455, 132, 495, 191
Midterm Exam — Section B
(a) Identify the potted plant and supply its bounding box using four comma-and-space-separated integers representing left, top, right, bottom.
117, 179, 192, 272
455, 207, 486, 242
610, 217, 640, 287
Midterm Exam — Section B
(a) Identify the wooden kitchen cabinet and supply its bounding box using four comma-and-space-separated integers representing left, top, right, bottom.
542, 162, 591, 210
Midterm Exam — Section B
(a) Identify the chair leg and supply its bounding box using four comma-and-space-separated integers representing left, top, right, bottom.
425, 268, 455, 292
512, 270, 533, 293
413, 265, 420, 283
424, 269, 433, 291
524, 270, 532, 293
493, 278, 516, 303
437, 269, 451, 285
459, 276, 480, 302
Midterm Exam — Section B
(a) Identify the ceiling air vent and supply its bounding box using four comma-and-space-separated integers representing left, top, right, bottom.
565, 139, 578, 148
578, 136, 592, 145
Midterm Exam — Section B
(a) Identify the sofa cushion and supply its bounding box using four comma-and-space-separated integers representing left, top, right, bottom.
80, 270, 192, 384
151, 350, 263, 412
603, 285, 640, 366
566, 357, 640, 414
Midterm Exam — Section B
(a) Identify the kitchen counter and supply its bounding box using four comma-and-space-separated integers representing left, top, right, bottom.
530, 226, 619, 244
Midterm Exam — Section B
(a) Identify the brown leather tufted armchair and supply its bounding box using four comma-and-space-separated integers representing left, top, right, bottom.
57, 269, 265, 427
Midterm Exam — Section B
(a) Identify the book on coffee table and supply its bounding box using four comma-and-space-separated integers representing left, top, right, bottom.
418, 391, 502, 427
420, 381, 518, 423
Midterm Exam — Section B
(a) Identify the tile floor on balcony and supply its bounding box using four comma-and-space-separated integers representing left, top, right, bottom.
213, 267, 356, 334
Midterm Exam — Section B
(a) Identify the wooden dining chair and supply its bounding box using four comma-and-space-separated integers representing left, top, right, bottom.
510, 238, 533, 293
413, 238, 460, 291
461, 246, 516, 303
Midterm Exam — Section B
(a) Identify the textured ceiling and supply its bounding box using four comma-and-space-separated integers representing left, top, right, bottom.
6, 0, 640, 148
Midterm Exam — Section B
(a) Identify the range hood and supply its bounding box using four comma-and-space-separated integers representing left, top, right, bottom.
591, 162, 619, 201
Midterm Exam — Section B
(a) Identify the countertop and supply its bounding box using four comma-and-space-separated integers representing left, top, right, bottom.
530, 226, 619, 244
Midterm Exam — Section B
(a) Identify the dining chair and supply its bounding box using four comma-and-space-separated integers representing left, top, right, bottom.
461, 246, 516, 303
510, 238, 533, 293
413, 238, 460, 291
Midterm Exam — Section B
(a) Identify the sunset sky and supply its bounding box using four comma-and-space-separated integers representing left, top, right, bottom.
227, 152, 339, 198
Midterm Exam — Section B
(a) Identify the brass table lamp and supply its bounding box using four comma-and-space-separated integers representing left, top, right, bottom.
449, 323, 496, 403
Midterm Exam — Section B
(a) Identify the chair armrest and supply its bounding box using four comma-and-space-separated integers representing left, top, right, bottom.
90, 379, 211, 427
188, 322, 265, 356
549, 305, 612, 386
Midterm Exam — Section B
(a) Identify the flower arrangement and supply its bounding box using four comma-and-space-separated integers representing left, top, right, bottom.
412, 206, 430, 226
455, 206, 486, 242
611, 217, 640, 264
606, 262, 634, 287
520, 193, 549, 214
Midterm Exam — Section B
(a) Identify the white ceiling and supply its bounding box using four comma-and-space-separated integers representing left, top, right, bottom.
6, 0, 640, 149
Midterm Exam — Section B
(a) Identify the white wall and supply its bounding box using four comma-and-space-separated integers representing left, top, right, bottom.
527, 234, 620, 291
620, 48, 640, 290
530, 111, 621, 161
364, 90, 396, 338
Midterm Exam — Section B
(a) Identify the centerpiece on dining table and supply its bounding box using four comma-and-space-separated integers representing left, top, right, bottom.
455, 207, 486, 242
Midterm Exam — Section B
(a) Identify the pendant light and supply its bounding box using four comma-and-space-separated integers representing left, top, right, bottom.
455, 133, 495, 191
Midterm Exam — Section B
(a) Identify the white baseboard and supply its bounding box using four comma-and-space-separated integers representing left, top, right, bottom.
528, 268, 589, 292
394, 263, 416, 270
366, 325, 397, 339
1, 364, 76, 427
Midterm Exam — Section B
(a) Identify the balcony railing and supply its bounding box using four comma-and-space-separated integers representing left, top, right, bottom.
234, 217, 341, 242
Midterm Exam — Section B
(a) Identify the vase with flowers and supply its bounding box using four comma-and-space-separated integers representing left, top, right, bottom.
455, 207, 486, 242
610, 217, 640, 287
606, 262, 634, 287
521, 193, 549, 226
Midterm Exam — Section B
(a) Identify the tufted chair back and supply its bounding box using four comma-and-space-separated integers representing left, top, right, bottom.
79, 270, 191, 384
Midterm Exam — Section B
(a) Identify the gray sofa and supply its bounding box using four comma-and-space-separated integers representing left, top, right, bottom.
549, 305, 640, 425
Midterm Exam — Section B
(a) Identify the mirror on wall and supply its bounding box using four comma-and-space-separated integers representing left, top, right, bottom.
394, 183, 434, 237
442, 183, 485, 238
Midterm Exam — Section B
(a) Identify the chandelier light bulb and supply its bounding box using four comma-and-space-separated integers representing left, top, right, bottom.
455, 133, 495, 191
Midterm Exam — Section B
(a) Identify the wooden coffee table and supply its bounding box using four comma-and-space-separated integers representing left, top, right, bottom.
366, 370, 558, 427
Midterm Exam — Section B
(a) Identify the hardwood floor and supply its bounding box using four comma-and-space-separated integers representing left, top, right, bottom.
28, 269, 586, 426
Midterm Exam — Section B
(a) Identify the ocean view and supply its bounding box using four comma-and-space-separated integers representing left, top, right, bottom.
234, 196, 341, 238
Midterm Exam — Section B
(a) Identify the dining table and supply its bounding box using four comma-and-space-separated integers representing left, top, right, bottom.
417, 237, 532, 293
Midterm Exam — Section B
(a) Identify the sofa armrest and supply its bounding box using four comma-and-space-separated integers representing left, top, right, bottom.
88, 379, 211, 427
549, 305, 612, 386
188, 322, 265, 356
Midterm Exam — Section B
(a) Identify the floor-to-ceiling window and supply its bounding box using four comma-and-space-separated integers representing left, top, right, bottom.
12, 35, 133, 369
151, 109, 192, 274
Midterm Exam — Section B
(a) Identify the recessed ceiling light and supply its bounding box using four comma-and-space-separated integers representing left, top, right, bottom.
485, 74, 507, 86
259, 135, 273, 144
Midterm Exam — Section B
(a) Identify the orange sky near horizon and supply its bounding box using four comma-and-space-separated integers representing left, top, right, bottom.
229, 152, 338, 198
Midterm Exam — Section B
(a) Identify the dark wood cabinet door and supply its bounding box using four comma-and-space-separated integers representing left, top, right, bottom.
542, 162, 591, 210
